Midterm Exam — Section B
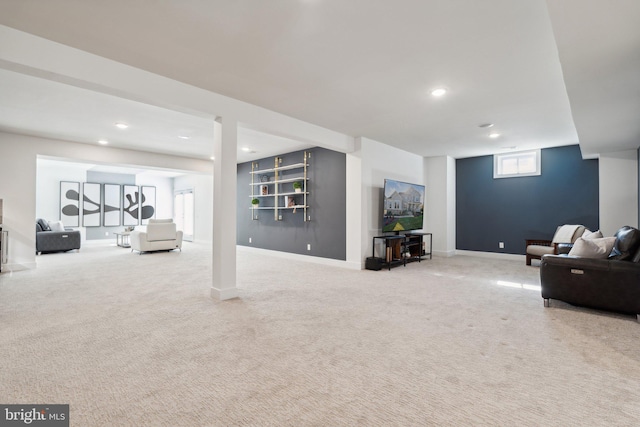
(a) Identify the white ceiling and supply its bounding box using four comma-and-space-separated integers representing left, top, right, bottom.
0, 68, 312, 164
0, 0, 638, 163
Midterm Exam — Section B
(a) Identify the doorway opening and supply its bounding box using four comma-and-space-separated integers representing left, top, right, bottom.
174, 190, 194, 242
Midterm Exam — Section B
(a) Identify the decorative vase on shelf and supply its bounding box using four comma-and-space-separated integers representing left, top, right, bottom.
251, 198, 260, 209
293, 181, 302, 193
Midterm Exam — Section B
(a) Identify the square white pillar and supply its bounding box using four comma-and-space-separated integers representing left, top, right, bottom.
211, 116, 239, 300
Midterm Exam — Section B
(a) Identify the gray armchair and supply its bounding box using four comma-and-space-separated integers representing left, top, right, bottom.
36, 218, 81, 254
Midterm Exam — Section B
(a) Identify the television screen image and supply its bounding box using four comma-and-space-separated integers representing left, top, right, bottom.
382, 179, 425, 233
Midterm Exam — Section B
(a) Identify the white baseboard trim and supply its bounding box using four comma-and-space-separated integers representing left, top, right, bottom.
237, 246, 361, 270
455, 250, 526, 262
2, 261, 37, 272
432, 250, 456, 258
210, 286, 240, 301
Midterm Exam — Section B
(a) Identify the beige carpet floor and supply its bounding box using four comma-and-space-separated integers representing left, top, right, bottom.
1, 242, 640, 426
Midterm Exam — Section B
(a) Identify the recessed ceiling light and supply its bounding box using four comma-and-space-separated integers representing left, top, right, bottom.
178, 135, 190, 140
210, 156, 215, 161
114, 122, 129, 129
431, 88, 447, 97
479, 123, 494, 128
241, 147, 251, 152
98, 139, 109, 145
489, 132, 501, 138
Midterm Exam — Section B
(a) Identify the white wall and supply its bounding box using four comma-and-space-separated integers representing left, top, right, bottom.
358, 137, 424, 263
599, 150, 638, 235
0, 134, 38, 270
424, 156, 456, 256
174, 174, 214, 242
0, 131, 212, 270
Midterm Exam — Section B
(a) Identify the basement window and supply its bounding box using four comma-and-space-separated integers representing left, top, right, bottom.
494, 149, 541, 179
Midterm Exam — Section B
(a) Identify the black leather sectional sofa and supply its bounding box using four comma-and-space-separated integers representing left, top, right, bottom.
540, 226, 640, 320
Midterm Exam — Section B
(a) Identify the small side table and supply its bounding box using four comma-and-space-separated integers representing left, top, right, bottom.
115, 232, 131, 248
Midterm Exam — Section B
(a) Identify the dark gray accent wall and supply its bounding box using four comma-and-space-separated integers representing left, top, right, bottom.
456, 145, 599, 254
237, 147, 346, 260
638, 147, 639, 226
86, 171, 135, 240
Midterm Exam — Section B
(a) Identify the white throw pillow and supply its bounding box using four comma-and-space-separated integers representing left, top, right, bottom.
569, 237, 615, 258
582, 229, 603, 239
48, 220, 65, 232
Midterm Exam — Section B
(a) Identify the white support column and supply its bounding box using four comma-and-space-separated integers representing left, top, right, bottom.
599, 150, 638, 235
424, 156, 456, 257
345, 143, 363, 269
211, 116, 239, 300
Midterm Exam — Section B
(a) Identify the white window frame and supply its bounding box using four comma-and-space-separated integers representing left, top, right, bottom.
493, 149, 541, 179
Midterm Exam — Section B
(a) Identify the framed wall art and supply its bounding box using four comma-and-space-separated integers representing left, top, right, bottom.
82, 182, 101, 227
140, 186, 156, 225
60, 181, 80, 227
123, 185, 140, 226
103, 184, 122, 227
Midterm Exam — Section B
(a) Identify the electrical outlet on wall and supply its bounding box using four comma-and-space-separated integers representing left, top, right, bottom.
249, 237, 252, 243
307, 244, 311, 251
499, 242, 504, 249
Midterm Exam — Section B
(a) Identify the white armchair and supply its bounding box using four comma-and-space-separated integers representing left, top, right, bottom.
130, 219, 183, 254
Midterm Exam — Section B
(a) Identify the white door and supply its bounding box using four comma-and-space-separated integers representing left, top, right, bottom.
174, 190, 194, 242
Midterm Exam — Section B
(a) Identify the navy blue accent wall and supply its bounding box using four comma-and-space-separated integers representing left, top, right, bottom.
237, 147, 347, 260
456, 145, 599, 254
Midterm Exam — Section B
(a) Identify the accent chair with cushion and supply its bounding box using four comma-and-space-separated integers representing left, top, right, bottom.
130, 219, 183, 254
540, 226, 640, 320
525, 224, 586, 265
36, 218, 81, 254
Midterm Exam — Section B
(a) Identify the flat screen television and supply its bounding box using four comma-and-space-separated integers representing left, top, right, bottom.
382, 178, 425, 233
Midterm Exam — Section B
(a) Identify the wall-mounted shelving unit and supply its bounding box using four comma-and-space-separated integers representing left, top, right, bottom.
250, 151, 310, 221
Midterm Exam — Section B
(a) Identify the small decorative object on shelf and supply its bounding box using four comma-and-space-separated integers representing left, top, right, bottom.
261, 185, 269, 195
293, 181, 303, 193
286, 195, 297, 213
251, 198, 260, 208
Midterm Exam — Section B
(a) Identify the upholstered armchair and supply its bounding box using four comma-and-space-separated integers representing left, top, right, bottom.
36, 218, 81, 254
525, 224, 585, 265
130, 219, 183, 254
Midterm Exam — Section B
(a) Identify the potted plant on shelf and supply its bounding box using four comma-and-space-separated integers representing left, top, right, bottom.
251, 198, 260, 208
293, 181, 303, 193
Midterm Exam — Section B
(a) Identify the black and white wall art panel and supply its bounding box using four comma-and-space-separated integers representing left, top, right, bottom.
60, 181, 80, 227
123, 185, 140, 226
140, 186, 156, 225
103, 184, 122, 227
82, 182, 102, 227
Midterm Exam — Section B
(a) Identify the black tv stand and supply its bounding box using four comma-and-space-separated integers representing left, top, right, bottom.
367, 232, 432, 270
